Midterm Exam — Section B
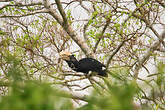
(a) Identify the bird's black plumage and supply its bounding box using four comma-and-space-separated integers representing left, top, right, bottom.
60, 52, 107, 77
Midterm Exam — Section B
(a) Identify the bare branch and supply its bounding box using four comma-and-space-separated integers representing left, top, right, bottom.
55, 0, 68, 25
106, 40, 125, 69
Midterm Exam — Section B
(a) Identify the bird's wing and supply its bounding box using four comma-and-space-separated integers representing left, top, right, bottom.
79, 58, 105, 69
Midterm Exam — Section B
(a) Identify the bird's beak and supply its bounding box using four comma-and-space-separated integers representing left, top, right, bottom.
60, 55, 70, 61
59, 51, 72, 61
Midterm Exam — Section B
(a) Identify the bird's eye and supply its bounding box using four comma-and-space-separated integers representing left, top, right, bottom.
70, 63, 75, 68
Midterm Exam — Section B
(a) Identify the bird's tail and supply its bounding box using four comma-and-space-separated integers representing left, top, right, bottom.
98, 70, 108, 77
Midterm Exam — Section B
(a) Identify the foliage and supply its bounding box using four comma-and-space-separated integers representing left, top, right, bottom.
0, 0, 165, 110
78, 82, 138, 110
0, 55, 74, 110
0, 59, 138, 110
0, 81, 74, 110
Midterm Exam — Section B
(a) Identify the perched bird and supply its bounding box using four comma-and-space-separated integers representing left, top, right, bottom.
60, 51, 107, 77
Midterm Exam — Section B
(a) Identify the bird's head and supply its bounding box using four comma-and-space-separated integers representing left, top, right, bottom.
59, 51, 72, 61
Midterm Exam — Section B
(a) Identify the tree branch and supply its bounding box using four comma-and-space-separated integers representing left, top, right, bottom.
106, 39, 125, 69
55, 0, 68, 26
133, 30, 165, 79
0, 9, 49, 18
0, 2, 42, 10
44, 0, 93, 57
93, 19, 110, 53
133, 0, 165, 47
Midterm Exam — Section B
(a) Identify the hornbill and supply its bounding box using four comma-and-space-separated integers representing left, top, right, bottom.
60, 51, 107, 77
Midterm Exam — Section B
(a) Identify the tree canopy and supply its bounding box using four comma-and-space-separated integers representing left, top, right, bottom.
0, 0, 165, 110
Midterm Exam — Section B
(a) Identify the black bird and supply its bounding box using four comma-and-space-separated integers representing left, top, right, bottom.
60, 51, 107, 77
